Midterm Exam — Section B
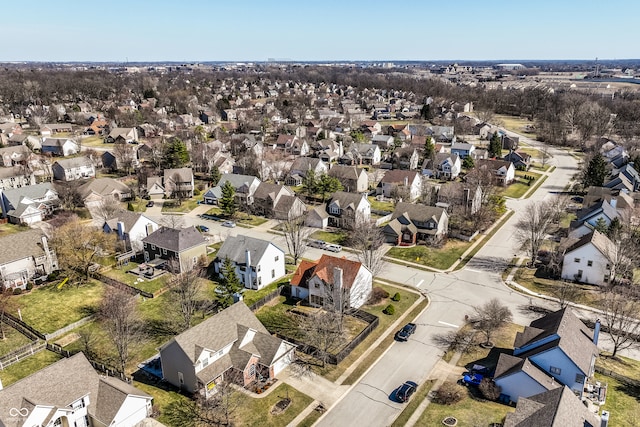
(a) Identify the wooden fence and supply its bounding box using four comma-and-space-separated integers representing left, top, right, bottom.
92, 271, 154, 299
249, 286, 286, 311
2, 312, 46, 340
45, 315, 95, 341
0, 341, 46, 370
46, 343, 132, 384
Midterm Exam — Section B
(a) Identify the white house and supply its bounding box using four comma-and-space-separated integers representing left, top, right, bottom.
311, 191, 371, 230
290, 254, 373, 309
159, 302, 295, 396
41, 137, 79, 156
103, 210, 159, 253
52, 156, 96, 181
475, 159, 515, 185
569, 200, 620, 239
0, 182, 59, 225
377, 170, 422, 201
0, 229, 58, 290
0, 352, 153, 427
561, 230, 615, 285
202, 173, 261, 206
213, 235, 286, 290
0, 166, 36, 190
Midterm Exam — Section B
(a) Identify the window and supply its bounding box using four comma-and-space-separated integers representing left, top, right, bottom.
275, 255, 279, 262
604, 275, 609, 283
162, 248, 167, 255
151, 244, 156, 251
606, 263, 611, 270
549, 366, 561, 375
574, 258, 580, 263
587, 260, 593, 267
202, 358, 209, 368
576, 270, 583, 278
575, 373, 585, 384
271, 269, 275, 278
249, 364, 256, 376
257, 265, 261, 272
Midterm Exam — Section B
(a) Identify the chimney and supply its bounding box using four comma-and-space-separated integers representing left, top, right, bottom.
333, 267, 344, 309
117, 221, 126, 239
601, 410, 610, 427
245, 249, 252, 289
593, 319, 601, 345
609, 197, 617, 209
404, 176, 409, 187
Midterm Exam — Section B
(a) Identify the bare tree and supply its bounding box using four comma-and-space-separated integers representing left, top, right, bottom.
160, 214, 185, 229
280, 217, 311, 265
515, 200, 554, 267
91, 196, 122, 223
598, 286, 640, 358
170, 172, 192, 206
169, 257, 206, 331
54, 181, 84, 210
298, 310, 345, 369
471, 298, 513, 347
0, 289, 15, 340
601, 211, 640, 284
113, 141, 137, 175
539, 144, 552, 168
431, 328, 475, 355
351, 221, 386, 278
100, 287, 142, 373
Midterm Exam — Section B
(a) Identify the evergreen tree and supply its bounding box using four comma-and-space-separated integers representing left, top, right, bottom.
424, 136, 435, 161
317, 174, 343, 201
302, 169, 317, 198
462, 155, 475, 169
219, 181, 237, 218
420, 103, 432, 120
162, 137, 190, 169
489, 133, 502, 158
607, 217, 622, 238
582, 153, 608, 188
214, 257, 244, 308
210, 165, 221, 186
594, 217, 609, 234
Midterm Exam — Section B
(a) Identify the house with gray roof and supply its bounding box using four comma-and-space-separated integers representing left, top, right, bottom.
106, 127, 139, 144
79, 177, 132, 208
0, 182, 59, 224
251, 182, 306, 220
0, 166, 36, 191
103, 210, 159, 253
504, 386, 602, 427
0, 229, 58, 290
41, 137, 79, 156
159, 302, 295, 396
560, 230, 617, 285
286, 157, 328, 186
569, 199, 620, 239
308, 191, 370, 230
214, 235, 286, 290
142, 226, 208, 272
383, 202, 448, 245
202, 173, 261, 206
495, 308, 600, 405
0, 352, 153, 427
327, 165, 368, 193
52, 156, 95, 181
163, 167, 194, 199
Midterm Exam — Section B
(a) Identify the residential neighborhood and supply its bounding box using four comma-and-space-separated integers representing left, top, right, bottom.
0, 54, 639, 427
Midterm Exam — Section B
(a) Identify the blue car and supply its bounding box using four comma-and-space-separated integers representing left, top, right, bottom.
196, 225, 209, 233
462, 373, 484, 386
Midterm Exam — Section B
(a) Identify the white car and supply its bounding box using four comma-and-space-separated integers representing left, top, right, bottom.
221, 220, 236, 228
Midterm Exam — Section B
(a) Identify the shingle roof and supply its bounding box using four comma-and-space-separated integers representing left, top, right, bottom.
494, 354, 559, 393
54, 156, 92, 169
0, 353, 151, 427
380, 169, 419, 184
328, 191, 366, 210
163, 167, 193, 183
252, 182, 290, 202
216, 235, 284, 267
563, 230, 616, 259
0, 229, 50, 265
291, 254, 364, 290
390, 202, 447, 223
162, 302, 269, 363
504, 386, 601, 427
104, 209, 153, 234
142, 226, 207, 253
328, 165, 364, 180
78, 177, 130, 199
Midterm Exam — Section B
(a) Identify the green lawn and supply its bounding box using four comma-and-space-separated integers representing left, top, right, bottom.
453, 323, 525, 370
205, 206, 224, 216
124, 198, 148, 213
132, 378, 191, 426
233, 383, 314, 427
10, 280, 105, 334
500, 176, 536, 199
512, 266, 599, 306
493, 114, 538, 138
0, 222, 30, 236
0, 350, 63, 387
102, 264, 172, 294
0, 324, 32, 355
162, 199, 201, 213
386, 239, 473, 270
309, 230, 348, 245
594, 373, 640, 427
236, 213, 269, 226
416, 392, 514, 426
242, 276, 291, 307
368, 196, 395, 212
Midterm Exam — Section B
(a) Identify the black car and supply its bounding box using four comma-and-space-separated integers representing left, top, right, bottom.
395, 381, 418, 402
396, 322, 417, 341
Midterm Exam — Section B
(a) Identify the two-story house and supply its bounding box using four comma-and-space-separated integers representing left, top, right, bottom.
0, 353, 153, 427
422, 153, 461, 180
451, 142, 476, 159
290, 254, 373, 309
0, 182, 59, 224
383, 202, 449, 245
306, 191, 371, 230
475, 159, 515, 185
103, 209, 159, 253
106, 127, 139, 144
79, 177, 132, 208
142, 226, 208, 273
0, 145, 32, 167
286, 157, 329, 186
41, 137, 80, 156
202, 173, 261, 206
213, 235, 286, 290
569, 199, 620, 239
377, 170, 422, 201
560, 230, 616, 285
503, 150, 531, 170
0, 166, 36, 191
327, 165, 368, 193
52, 156, 96, 181
494, 308, 600, 404
0, 229, 58, 290
251, 182, 306, 220
341, 143, 381, 166
159, 302, 295, 396
163, 167, 195, 199
392, 147, 420, 170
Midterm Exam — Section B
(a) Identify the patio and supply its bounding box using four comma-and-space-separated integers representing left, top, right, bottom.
128, 258, 168, 280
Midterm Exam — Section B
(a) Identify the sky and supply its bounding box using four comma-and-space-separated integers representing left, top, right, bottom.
2, 0, 638, 62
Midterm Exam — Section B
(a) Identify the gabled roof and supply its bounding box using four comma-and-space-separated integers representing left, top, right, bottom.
1, 182, 56, 207
514, 308, 598, 376
78, 177, 130, 199
504, 386, 601, 427
0, 353, 151, 427
573, 199, 618, 225
161, 302, 269, 362
104, 209, 155, 234
476, 159, 513, 170
328, 165, 365, 180
164, 167, 193, 183
328, 191, 367, 210
54, 156, 93, 169
0, 229, 50, 265
216, 235, 284, 267
290, 157, 324, 172
218, 173, 261, 189
494, 354, 559, 392
142, 226, 207, 253
563, 230, 616, 259
390, 202, 447, 223
291, 254, 364, 290
252, 182, 291, 202
380, 169, 419, 184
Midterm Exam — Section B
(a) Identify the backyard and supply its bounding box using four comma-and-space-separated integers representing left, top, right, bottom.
0, 350, 63, 387
9, 279, 105, 334
101, 263, 173, 295
0, 324, 32, 355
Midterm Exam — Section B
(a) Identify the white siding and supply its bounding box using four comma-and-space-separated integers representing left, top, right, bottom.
111, 395, 152, 427
349, 267, 373, 308
561, 243, 609, 286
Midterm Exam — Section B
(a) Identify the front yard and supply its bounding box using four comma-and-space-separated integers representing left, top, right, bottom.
9, 280, 105, 334
386, 239, 473, 270
309, 230, 348, 245
500, 170, 542, 199
161, 198, 201, 213
511, 265, 600, 307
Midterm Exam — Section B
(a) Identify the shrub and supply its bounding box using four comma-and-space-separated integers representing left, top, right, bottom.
368, 287, 390, 304
127, 202, 135, 211
479, 378, 501, 401
13, 288, 23, 295
391, 292, 401, 302
433, 381, 466, 405
382, 304, 395, 315
26, 283, 33, 291
194, 188, 201, 196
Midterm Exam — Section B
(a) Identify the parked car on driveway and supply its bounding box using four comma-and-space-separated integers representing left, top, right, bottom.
395, 381, 418, 402
195, 225, 209, 233
221, 220, 236, 228
396, 323, 417, 341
